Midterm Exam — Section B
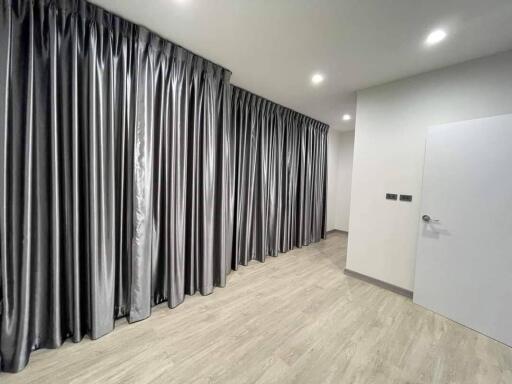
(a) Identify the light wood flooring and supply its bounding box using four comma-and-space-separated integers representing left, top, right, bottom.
2, 232, 511, 383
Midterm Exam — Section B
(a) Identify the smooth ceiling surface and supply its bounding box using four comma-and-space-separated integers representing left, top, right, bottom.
89, 0, 512, 131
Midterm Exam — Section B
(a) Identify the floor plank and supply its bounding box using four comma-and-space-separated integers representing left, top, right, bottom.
1, 233, 511, 383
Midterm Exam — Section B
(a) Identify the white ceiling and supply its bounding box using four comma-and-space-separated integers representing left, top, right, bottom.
90, 0, 512, 131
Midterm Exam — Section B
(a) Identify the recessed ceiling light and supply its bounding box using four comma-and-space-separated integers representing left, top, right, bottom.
311, 73, 324, 85
342, 114, 352, 121
425, 29, 447, 46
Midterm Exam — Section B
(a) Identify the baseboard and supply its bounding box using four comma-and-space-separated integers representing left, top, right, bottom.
344, 268, 413, 299
326, 229, 348, 235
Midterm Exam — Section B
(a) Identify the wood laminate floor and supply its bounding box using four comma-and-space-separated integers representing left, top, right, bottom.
2, 232, 511, 383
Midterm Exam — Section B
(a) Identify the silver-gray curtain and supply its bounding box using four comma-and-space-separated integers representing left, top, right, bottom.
0, 0, 233, 372
231, 87, 328, 269
0, 0, 327, 374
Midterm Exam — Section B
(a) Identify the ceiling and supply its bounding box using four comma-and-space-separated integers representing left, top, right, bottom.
90, 0, 512, 131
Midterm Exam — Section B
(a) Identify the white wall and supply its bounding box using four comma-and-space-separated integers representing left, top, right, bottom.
327, 130, 354, 232
347, 50, 512, 291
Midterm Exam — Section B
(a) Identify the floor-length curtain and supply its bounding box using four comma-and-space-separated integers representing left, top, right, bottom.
231, 87, 328, 268
0, 0, 327, 374
0, 0, 232, 373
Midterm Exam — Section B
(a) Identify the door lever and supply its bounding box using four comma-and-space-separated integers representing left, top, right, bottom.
422, 214, 440, 223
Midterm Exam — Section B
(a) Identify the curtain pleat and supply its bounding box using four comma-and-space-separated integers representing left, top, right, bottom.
0, 0, 328, 373
231, 87, 328, 268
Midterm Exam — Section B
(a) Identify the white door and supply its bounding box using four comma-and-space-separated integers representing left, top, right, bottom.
414, 114, 512, 347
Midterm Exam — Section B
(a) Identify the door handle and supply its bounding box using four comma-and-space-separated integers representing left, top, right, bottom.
422, 214, 440, 223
